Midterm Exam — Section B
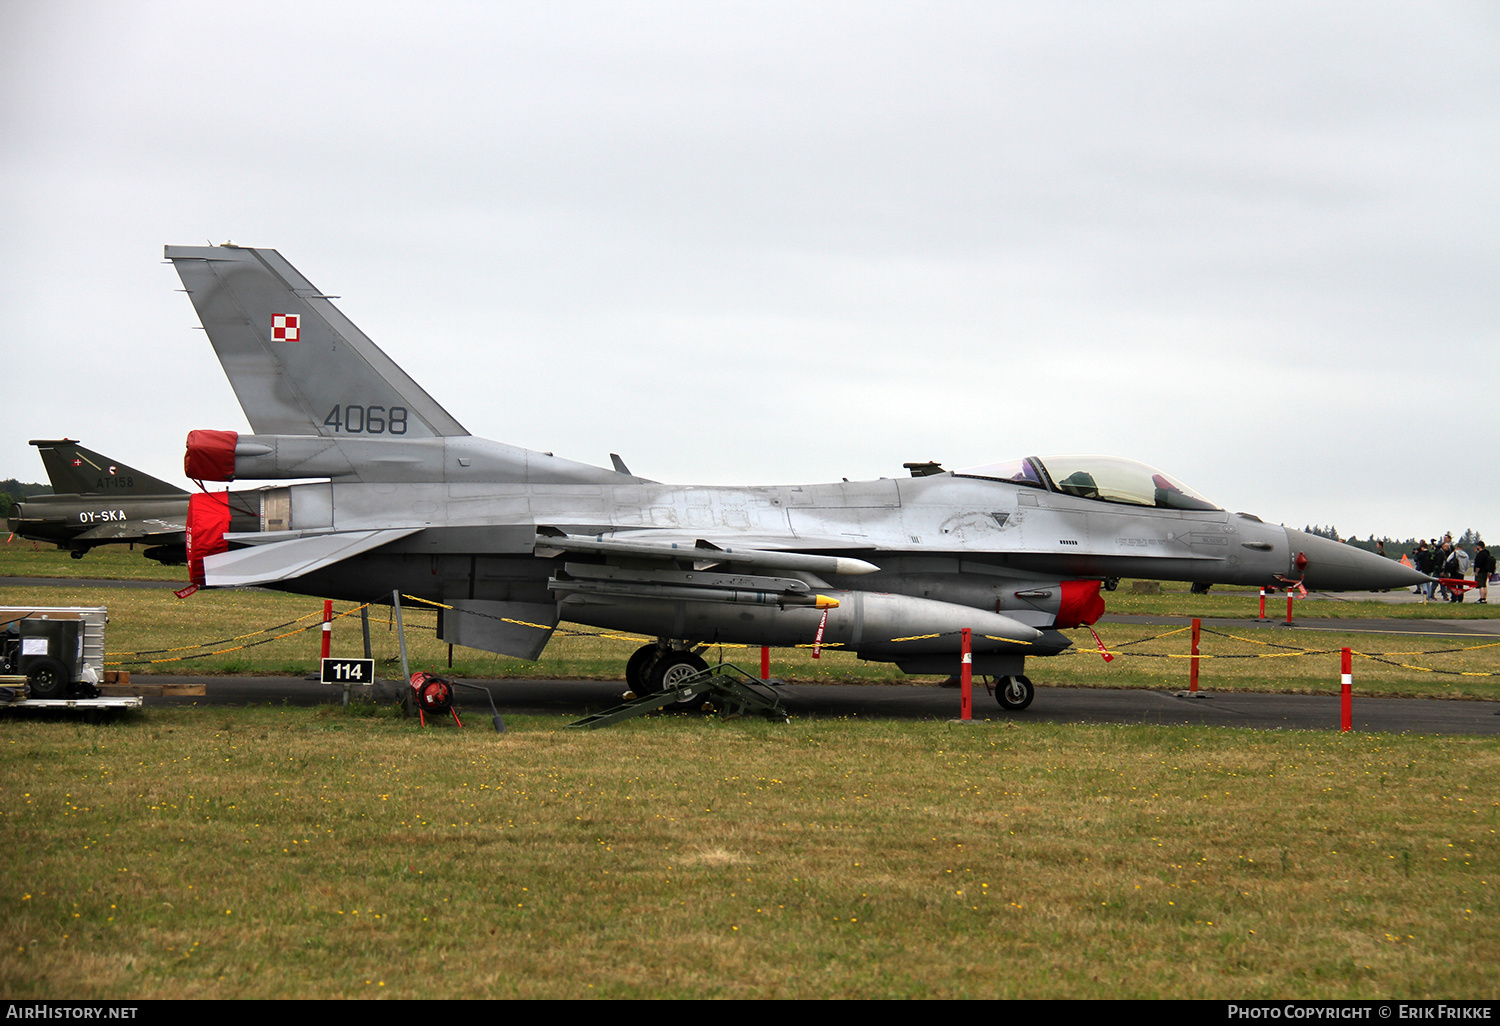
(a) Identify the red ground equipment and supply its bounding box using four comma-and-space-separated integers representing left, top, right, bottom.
407, 671, 506, 731
409, 671, 462, 727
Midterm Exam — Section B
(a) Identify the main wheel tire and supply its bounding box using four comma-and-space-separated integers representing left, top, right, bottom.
995, 674, 1035, 712
650, 652, 709, 705
25, 657, 71, 699
625, 645, 659, 693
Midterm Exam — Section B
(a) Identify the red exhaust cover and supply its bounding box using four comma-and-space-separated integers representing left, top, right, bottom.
185, 429, 238, 482
1057, 580, 1106, 629
186, 491, 231, 585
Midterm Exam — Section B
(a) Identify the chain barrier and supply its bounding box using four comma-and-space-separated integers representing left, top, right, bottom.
101, 591, 1500, 678
1079, 624, 1500, 678
107, 603, 378, 667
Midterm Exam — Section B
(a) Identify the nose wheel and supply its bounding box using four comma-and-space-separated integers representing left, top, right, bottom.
994, 675, 1034, 711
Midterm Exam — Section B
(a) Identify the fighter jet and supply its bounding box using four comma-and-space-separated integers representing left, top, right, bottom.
164, 244, 1427, 709
6, 440, 198, 562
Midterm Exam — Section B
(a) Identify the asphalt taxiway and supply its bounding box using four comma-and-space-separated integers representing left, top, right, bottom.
136, 674, 1500, 736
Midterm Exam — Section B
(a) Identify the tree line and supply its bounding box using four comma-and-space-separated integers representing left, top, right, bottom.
1303, 525, 1485, 553
0, 479, 51, 520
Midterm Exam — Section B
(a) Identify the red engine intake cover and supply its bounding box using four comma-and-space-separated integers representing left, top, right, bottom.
185, 491, 231, 586
185, 429, 238, 482
1056, 580, 1106, 629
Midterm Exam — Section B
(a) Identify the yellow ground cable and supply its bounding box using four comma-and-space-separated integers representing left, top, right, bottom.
109, 607, 336, 658
1351, 649, 1499, 677
108, 602, 379, 666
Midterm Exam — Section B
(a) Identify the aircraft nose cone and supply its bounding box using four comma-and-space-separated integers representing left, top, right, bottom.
1284, 529, 1430, 591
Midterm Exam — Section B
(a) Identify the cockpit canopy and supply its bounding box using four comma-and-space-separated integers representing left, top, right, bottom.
952, 455, 1220, 512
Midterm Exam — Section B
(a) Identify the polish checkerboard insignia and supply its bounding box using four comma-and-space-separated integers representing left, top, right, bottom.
271, 313, 301, 342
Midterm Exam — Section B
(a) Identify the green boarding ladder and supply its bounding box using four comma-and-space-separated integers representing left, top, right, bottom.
568, 662, 791, 729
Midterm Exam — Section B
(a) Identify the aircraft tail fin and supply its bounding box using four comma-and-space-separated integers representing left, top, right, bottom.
29, 439, 186, 496
164, 245, 469, 439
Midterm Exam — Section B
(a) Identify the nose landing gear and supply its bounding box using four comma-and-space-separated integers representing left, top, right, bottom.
993, 675, 1035, 711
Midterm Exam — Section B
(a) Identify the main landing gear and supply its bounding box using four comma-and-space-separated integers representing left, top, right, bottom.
626, 642, 709, 703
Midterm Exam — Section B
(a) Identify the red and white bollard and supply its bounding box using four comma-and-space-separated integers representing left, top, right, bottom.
1340, 647, 1353, 733
960, 628, 972, 721
1189, 617, 1201, 693
320, 599, 333, 660
1258, 588, 1268, 621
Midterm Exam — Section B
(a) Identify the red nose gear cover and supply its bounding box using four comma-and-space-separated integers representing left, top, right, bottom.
185, 429, 238, 482
186, 491, 232, 586
1057, 580, 1106, 629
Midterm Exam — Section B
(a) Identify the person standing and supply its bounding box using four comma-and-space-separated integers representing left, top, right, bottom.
1413, 540, 1431, 597
1436, 540, 1454, 601
1474, 542, 1495, 605
1452, 544, 1471, 602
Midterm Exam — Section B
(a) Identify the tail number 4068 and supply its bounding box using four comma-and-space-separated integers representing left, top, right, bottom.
323, 405, 408, 434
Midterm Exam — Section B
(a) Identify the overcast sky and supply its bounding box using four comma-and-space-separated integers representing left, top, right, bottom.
2, 0, 1495, 541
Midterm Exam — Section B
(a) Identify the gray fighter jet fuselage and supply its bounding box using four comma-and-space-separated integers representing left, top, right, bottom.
164, 244, 1426, 708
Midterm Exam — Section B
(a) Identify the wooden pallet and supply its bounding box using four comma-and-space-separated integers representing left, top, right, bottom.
97, 682, 206, 697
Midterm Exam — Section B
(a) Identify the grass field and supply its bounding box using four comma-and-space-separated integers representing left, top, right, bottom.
0, 709, 1495, 999
0, 542, 181, 582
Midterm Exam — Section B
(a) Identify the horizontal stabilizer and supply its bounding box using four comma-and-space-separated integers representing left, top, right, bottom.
202, 528, 420, 587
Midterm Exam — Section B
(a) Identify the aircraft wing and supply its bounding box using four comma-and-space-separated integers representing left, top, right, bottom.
202, 528, 421, 588
73, 518, 186, 542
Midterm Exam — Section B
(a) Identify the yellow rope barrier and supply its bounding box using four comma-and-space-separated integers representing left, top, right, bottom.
102, 593, 1500, 679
